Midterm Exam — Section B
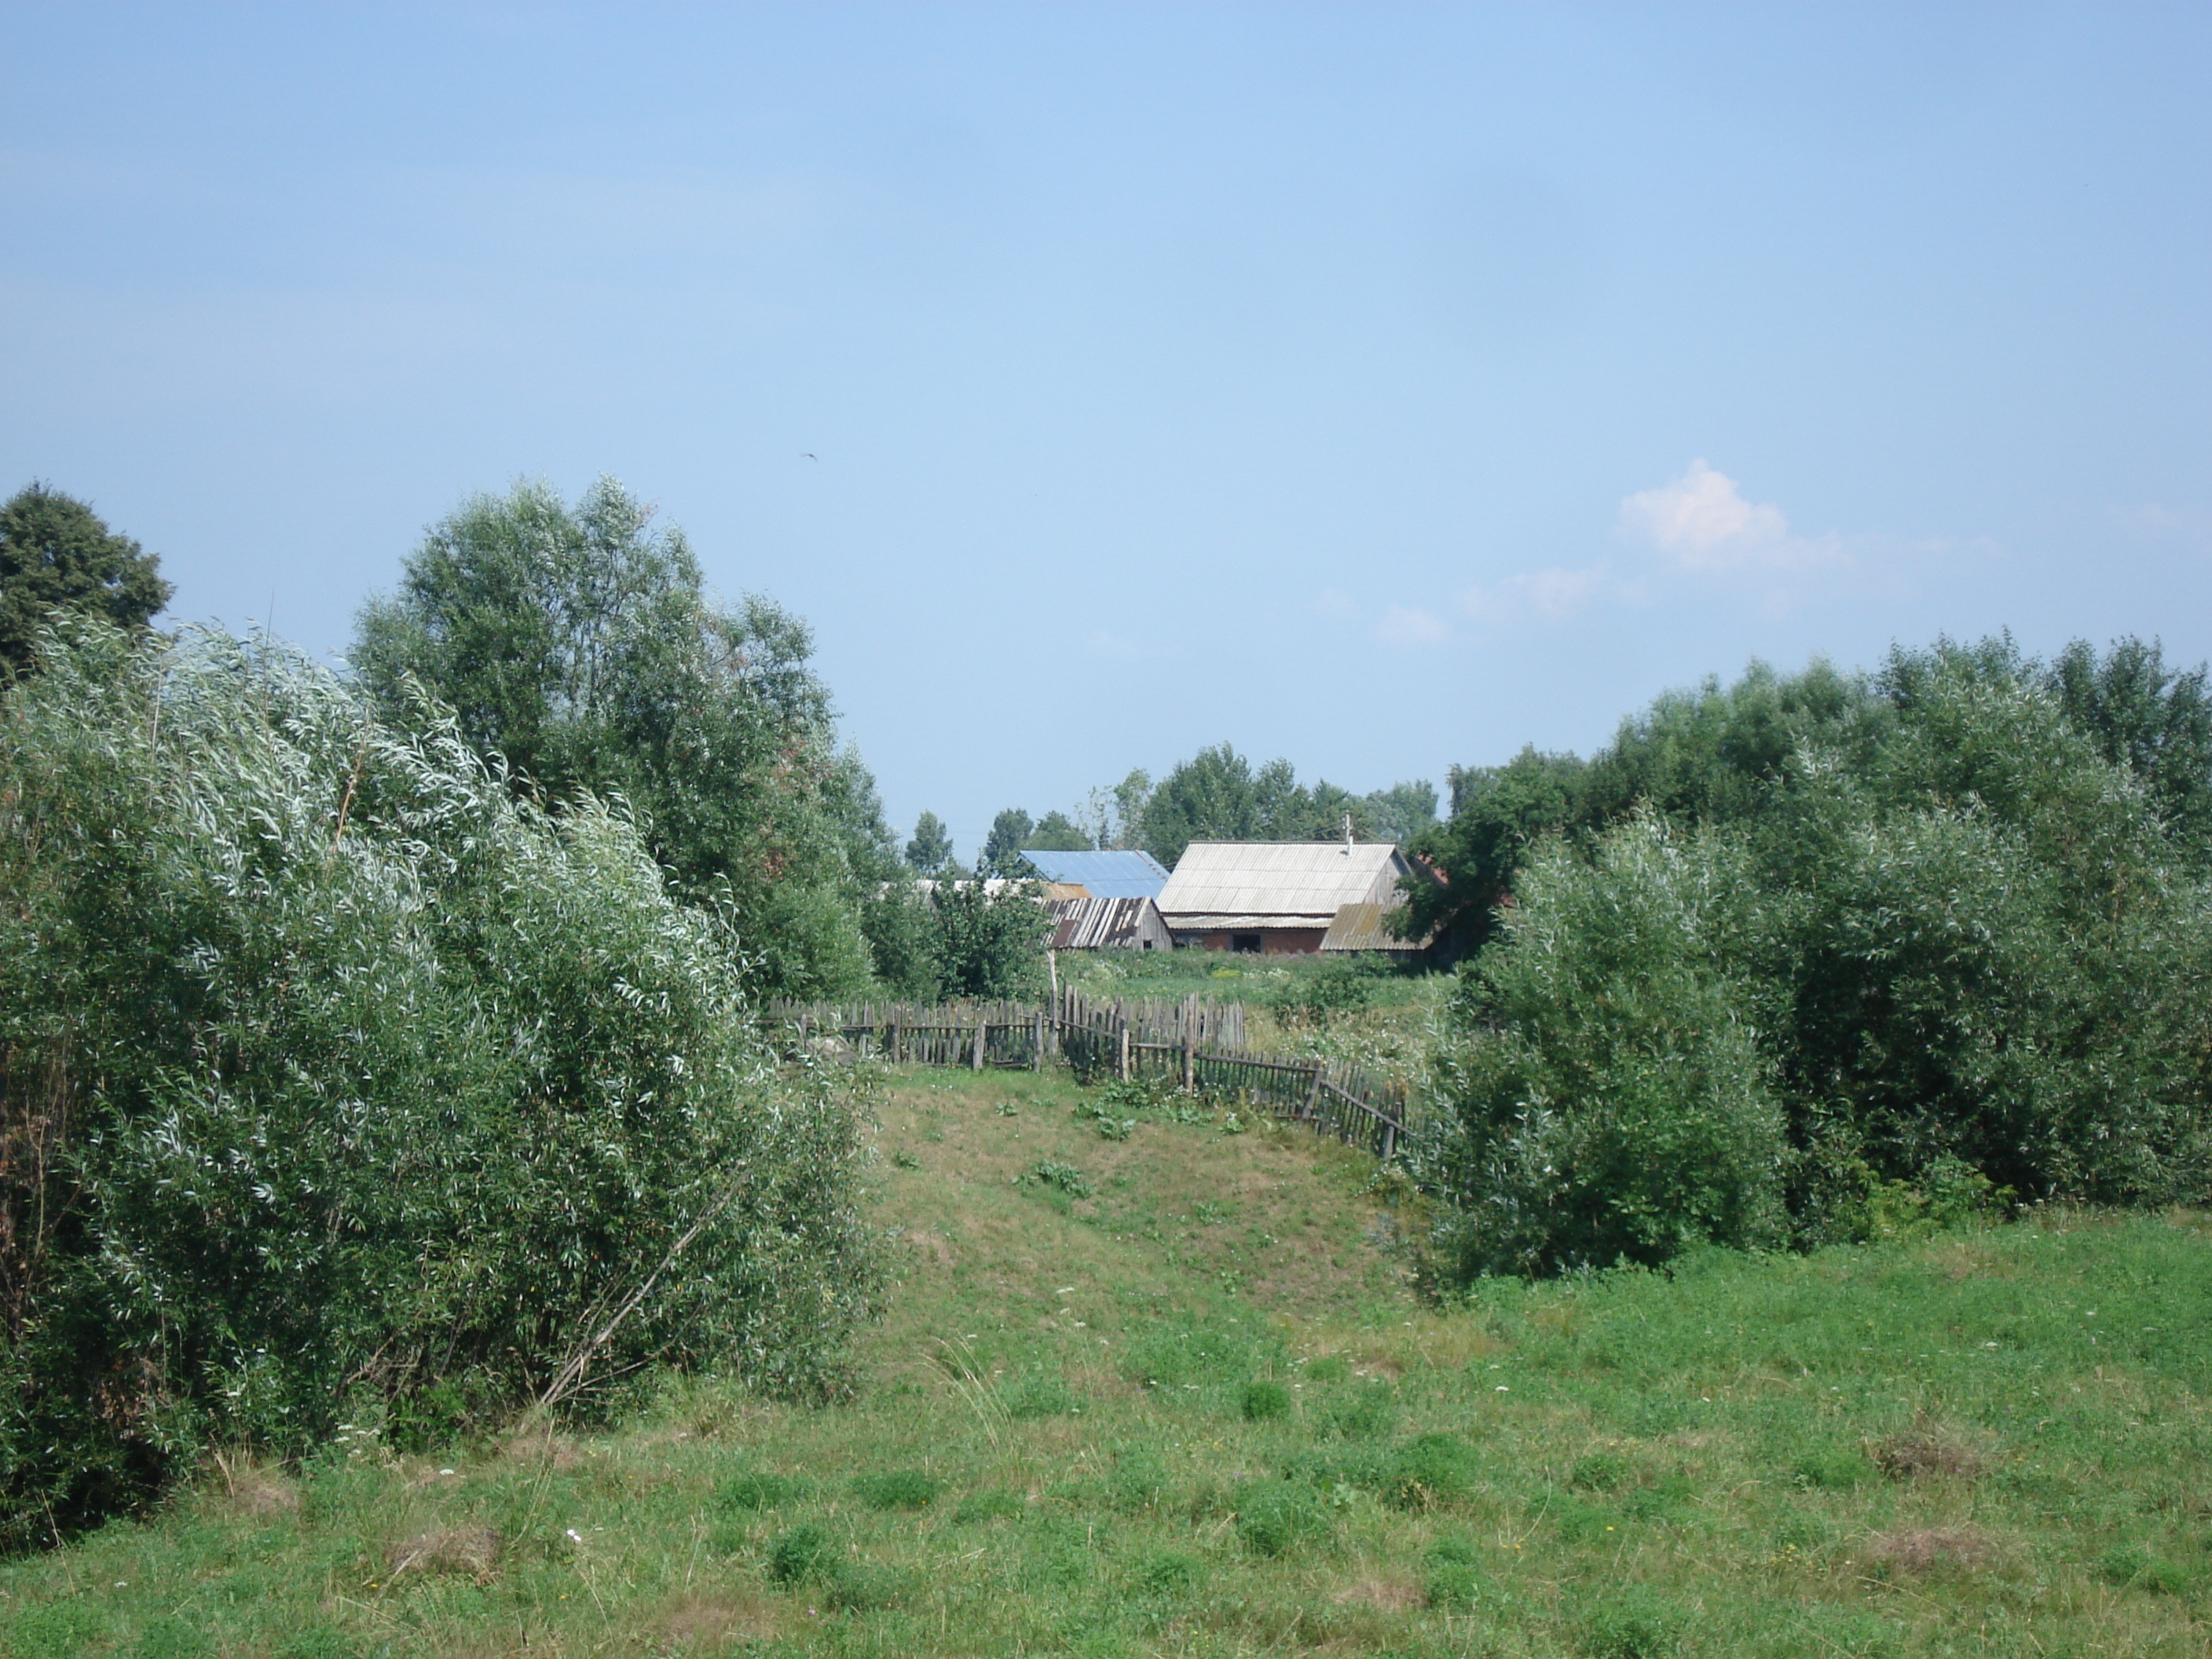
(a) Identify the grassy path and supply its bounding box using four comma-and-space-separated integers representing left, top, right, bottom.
3, 1067, 2209, 1657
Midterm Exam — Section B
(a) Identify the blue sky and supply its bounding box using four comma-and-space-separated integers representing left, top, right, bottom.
6, 3, 2209, 859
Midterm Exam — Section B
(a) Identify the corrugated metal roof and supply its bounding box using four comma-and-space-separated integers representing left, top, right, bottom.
1159, 841, 1407, 921
1320, 903, 1429, 953
1043, 896, 1174, 950
1163, 915, 1334, 932
1022, 849, 1171, 898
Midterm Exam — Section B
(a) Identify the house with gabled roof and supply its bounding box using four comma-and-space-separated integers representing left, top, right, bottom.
1157, 839, 1419, 954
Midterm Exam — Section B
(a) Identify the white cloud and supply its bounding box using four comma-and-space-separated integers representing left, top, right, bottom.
1517, 564, 1611, 617
1459, 562, 1619, 624
1619, 460, 1839, 575
2115, 503, 2210, 548
1375, 604, 1449, 645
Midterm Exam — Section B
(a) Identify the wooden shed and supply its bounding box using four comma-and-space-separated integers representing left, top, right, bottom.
1318, 902, 1430, 961
1042, 895, 1175, 951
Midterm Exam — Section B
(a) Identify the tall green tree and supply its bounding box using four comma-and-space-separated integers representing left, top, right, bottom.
1404, 749, 1587, 955
980, 808, 1036, 875
905, 810, 957, 876
1135, 742, 1378, 866
0, 483, 172, 676
1023, 809, 1093, 851
351, 477, 876, 998
2047, 635, 2212, 855
1361, 779, 1439, 844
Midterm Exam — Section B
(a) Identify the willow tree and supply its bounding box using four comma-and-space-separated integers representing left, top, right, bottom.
353, 477, 892, 997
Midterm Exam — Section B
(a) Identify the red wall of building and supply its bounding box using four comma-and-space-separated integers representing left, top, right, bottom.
1188, 928, 1329, 955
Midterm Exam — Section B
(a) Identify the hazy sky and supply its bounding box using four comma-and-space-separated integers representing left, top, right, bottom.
7, 3, 2209, 858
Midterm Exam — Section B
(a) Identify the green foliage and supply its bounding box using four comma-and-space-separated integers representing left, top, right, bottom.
2097, 1541, 2192, 1594
979, 808, 1035, 876
0, 483, 172, 678
951, 1490, 1025, 1523
1119, 1323, 1258, 1390
1386, 1432, 1480, 1508
903, 810, 957, 876
1022, 810, 1093, 851
1025, 1159, 1093, 1199
1569, 1452, 1630, 1493
351, 477, 887, 998
1421, 636, 2212, 1279
1424, 1538, 1485, 1609
2049, 636, 2212, 853
5, 1064, 2210, 1657
1790, 1447, 1871, 1491
1425, 815, 1791, 1276
1361, 778, 1439, 845
1317, 1382, 1398, 1440
1231, 1479, 1328, 1556
767, 1523, 836, 1583
714, 1472, 812, 1512
1134, 743, 1375, 868
857, 879, 941, 998
1112, 745, 1437, 868
1270, 954, 1393, 1023
1238, 1381, 1291, 1422
1582, 1588, 1690, 1658
0, 621, 879, 1548
851, 1470, 942, 1511
1002, 1368, 1077, 1419
1407, 747, 1588, 954
928, 878, 1048, 999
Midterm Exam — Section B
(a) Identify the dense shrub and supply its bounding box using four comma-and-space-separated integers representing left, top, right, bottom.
1419, 640, 2212, 1279
1231, 1480, 1328, 1557
0, 623, 880, 1548
1423, 816, 1789, 1275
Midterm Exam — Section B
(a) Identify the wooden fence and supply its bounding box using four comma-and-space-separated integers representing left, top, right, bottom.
763, 990, 1411, 1161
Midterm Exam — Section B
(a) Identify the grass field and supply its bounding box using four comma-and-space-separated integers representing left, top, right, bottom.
4, 1064, 2209, 1657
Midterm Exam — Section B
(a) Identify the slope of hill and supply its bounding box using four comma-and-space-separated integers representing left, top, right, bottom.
2, 1066, 2208, 1657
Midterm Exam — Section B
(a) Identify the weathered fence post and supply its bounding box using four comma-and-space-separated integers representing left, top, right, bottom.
1302, 1064, 1324, 1122
1181, 995, 1196, 1092
1117, 1023, 1130, 1082
971, 1013, 985, 1071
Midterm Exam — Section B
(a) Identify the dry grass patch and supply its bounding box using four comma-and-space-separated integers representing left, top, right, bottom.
207, 1453, 300, 1520
1332, 1573, 1426, 1610
1863, 1525, 1999, 1575
654, 1591, 785, 1649
1870, 1420, 1989, 1483
384, 1525, 501, 1583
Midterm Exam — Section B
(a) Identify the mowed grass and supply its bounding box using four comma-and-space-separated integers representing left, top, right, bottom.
5, 1066, 2210, 1657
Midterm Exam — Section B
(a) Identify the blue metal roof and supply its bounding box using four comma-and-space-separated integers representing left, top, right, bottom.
1023, 848, 1171, 898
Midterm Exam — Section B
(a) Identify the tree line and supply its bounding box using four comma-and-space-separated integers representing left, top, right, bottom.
911, 754, 1439, 880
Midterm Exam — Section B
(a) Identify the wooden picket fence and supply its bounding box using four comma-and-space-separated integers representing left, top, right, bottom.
763, 990, 1412, 1161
